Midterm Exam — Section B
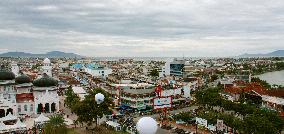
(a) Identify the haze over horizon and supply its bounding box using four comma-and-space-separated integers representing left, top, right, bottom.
0, 0, 284, 57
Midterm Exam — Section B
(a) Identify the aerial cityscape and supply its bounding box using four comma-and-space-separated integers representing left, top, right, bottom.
1, 1, 284, 134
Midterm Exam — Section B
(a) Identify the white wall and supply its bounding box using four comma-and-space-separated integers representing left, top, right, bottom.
159, 60, 171, 78
42, 65, 52, 76
34, 90, 60, 114
84, 68, 112, 78
17, 102, 34, 116
11, 63, 19, 76
16, 87, 32, 94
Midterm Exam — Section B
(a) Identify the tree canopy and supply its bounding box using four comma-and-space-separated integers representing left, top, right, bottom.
44, 114, 68, 134
194, 87, 284, 133
64, 86, 80, 110
69, 88, 113, 126
149, 69, 159, 77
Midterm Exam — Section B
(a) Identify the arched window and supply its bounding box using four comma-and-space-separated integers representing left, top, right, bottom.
18, 105, 21, 113
30, 104, 33, 112
24, 105, 28, 111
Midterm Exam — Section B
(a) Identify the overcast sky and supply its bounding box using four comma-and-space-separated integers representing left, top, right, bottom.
0, 0, 283, 57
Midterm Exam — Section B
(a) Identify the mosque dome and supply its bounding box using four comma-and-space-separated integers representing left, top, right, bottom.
43, 58, 51, 64
33, 73, 58, 87
15, 73, 31, 84
0, 68, 15, 81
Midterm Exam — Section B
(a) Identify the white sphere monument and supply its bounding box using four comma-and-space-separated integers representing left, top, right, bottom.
95, 93, 105, 104
137, 117, 158, 134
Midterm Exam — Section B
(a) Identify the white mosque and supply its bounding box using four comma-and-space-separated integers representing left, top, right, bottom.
0, 58, 60, 118
42, 58, 52, 77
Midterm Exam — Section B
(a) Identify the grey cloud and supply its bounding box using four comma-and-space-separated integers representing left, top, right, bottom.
0, 0, 283, 56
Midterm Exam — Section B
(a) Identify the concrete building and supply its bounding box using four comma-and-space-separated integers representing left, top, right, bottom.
84, 63, 112, 78
159, 59, 185, 77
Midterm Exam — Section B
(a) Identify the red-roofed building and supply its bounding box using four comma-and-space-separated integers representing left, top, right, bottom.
225, 81, 284, 115
233, 80, 246, 87
242, 82, 267, 95
223, 86, 242, 101
223, 81, 267, 102
16, 93, 34, 116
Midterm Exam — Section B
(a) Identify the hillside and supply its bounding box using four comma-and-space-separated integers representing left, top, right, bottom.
0, 51, 84, 58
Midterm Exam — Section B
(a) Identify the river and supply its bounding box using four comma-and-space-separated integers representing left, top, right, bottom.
256, 70, 284, 86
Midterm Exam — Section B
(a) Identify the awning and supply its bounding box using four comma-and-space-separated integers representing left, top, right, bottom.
0, 113, 17, 121
12, 119, 27, 130
34, 113, 50, 123
0, 119, 27, 132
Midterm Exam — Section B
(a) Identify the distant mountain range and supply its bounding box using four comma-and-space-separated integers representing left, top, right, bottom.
1, 50, 283, 58
239, 50, 284, 57
0, 51, 84, 58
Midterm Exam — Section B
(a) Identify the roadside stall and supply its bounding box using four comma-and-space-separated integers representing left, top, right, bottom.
9, 119, 27, 134
34, 113, 50, 128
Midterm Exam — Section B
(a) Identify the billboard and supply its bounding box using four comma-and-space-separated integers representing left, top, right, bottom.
153, 96, 172, 110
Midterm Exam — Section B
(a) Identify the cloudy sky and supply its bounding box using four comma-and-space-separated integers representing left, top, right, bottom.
0, 0, 283, 57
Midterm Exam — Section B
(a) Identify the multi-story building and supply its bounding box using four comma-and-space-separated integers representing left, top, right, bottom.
71, 63, 112, 79
160, 59, 185, 77
106, 78, 198, 113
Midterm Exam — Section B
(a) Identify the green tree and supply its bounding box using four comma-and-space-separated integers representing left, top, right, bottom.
195, 87, 284, 133
210, 74, 218, 82
44, 114, 68, 134
251, 77, 271, 89
255, 109, 284, 133
72, 88, 112, 126
243, 63, 250, 70
243, 114, 277, 134
32, 63, 41, 70
275, 62, 284, 70
64, 86, 80, 109
149, 69, 159, 77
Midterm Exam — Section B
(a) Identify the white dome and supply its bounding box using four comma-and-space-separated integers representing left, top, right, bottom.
43, 58, 51, 64
95, 93, 105, 104
137, 117, 158, 134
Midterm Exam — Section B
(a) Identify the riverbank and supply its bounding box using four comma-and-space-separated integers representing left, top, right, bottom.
255, 70, 284, 86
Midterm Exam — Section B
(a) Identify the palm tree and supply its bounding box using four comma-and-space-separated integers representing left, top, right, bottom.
44, 114, 68, 134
